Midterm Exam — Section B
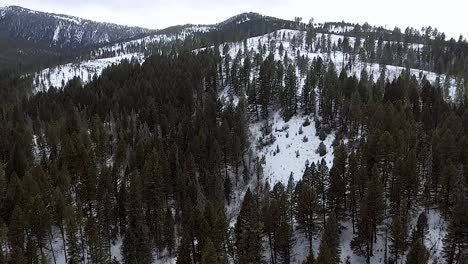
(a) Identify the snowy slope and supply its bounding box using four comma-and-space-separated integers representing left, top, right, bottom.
92, 25, 214, 58
250, 113, 335, 185
215, 27, 457, 186
33, 53, 144, 92
32, 26, 214, 93
214, 29, 451, 264
34, 28, 457, 97
215, 29, 457, 100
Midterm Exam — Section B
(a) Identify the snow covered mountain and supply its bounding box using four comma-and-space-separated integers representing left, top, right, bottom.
0, 6, 152, 50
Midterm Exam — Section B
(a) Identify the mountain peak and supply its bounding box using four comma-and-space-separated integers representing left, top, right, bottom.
1, 5, 38, 14
218, 12, 269, 27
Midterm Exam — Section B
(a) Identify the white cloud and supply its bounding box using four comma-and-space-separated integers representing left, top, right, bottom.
1, 0, 467, 39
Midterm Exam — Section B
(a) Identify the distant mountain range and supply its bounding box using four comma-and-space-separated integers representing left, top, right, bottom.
0, 6, 157, 70
0, 7, 302, 70
0, 6, 152, 50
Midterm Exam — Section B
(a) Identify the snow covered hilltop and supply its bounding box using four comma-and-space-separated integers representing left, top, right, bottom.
1, 6, 468, 264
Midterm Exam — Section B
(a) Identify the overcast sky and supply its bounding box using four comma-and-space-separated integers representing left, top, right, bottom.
1, 0, 467, 39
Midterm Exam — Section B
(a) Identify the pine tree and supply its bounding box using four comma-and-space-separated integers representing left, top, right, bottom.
201, 239, 220, 264
235, 189, 263, 264
262, 182, 290, 264
317, 214, 340, 264
176, 235, 192, 264
295, 176, 319, 255
287, 174, 295, 227
164, 208, 175, 255
389, 213, 406, 263
8, 205, 26, 263
282, 64, 298, 120
352, 165, 384, 263
401, 149, 418, 226
53, 188, 68, 262
316, 159, 329, 226
442, 160, 458, 216
86, 216, 107, 264
348, 151, 359, 233
317, 142, 327, 157
65, 206, 81, 264
276, 220, 293, 264
407, 238, 429, 264
122, 172, 153, 264
411, 212, 428, 244
328, 142, 347, 218
443, 177, 468, 264
96, 166, 113, 262
0, 164, 5, 202
258, 54, 275, 120
29, 193, 51, 257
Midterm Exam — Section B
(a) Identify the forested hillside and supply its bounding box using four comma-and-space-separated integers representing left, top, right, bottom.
0, 7, 467, 264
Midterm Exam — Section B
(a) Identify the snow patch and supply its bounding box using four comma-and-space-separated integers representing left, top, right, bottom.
251, 113, 335, 185
53, 25, 60, 42
51, 14, 82, 25
33, 53, 144, 92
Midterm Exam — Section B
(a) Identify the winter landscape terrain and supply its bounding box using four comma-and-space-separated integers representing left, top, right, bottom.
33, 22, 456, 264
0, 4, 466, 264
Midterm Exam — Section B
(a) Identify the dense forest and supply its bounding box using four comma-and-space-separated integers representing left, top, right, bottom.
0, 9, 468, 264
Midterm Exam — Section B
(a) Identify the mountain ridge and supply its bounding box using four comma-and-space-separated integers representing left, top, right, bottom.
0, 5, 153, 50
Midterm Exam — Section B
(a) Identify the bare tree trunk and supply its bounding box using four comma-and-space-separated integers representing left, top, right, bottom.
79, 224, 87, 264
60, 224, 68, 263
48, 229, 57, 264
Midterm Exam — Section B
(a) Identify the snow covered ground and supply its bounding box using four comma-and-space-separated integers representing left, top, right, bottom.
33, 53, 144, 92
250, 112, 335, 185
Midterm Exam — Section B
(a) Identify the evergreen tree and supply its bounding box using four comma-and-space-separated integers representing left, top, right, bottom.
65, 206, 81, 264
164, 208, 175, 255
53, 188, 68, 262
276, 220, 293, 264
301, 67, 317, 115
443, 177, 468, 264
8, 205, 26, 263
389, 213, 406, 263
176, 235, 193, 264
122, 172, 153, 264
201, 239, 223, 264
317, 214, 340, 264
235, 189, 262, 264
407, 238, 429, 264
282, 64, 298, 120
352, 165, 384, 263
328, 142, 347, 218
316, 159, 329, 226
411, 212, 428, 244
294, 177, 319, 256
